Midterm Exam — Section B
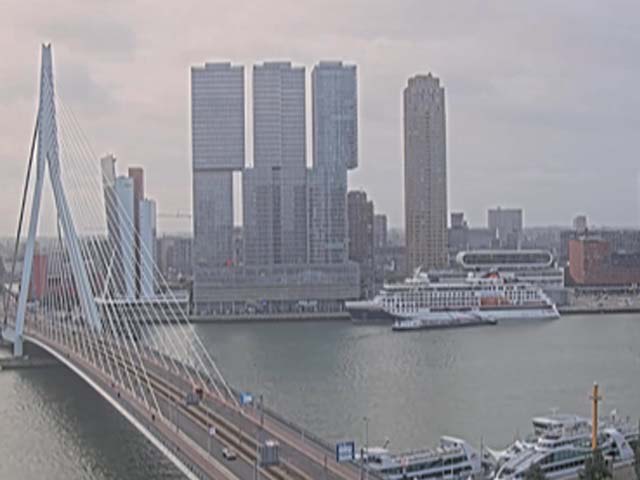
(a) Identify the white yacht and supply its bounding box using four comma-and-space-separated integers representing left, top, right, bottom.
362, 436, 483, 480
492, 412, 639, 480
377, 270, 559, 324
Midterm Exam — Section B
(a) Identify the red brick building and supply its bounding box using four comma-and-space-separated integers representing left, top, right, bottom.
569, 238, 640, 285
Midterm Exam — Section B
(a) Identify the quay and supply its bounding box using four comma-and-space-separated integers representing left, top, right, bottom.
0, 354, 60, 371
190, 311, 351, 323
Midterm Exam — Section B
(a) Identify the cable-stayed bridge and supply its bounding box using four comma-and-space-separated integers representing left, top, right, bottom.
1, 44, 371, 480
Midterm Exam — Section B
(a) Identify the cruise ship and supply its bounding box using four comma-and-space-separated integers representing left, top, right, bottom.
377, 271, 559, 323
491, 412, 639, 480
361, 436, 484, 480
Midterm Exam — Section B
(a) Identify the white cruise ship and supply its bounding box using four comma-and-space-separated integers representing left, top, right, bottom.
377, 271, 559, 322
492, 413, 639, 480
362, 436, 484, 480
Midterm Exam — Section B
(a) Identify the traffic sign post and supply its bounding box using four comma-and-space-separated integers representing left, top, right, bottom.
336, 441, 356, 463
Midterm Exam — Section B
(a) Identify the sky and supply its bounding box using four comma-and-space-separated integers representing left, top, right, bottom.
2, 0, 640, 236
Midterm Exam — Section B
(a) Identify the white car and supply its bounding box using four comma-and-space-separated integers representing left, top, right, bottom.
222, 448, 237, 461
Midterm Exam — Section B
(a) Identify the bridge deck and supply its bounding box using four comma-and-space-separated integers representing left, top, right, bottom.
20, 326, 372, 480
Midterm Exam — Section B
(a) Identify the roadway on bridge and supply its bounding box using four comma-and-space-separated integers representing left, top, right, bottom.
24, 328, 372, 480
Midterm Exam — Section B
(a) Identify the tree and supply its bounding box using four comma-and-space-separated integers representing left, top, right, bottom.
579, 449, 612, 480
524, 463, 547, 480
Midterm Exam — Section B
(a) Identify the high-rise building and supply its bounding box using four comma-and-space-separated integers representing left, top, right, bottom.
128, 167, 144, 296
488, 207, 523, 249
191, 62, 244, 272
308, 61, 357, 264
404, 74, 448, 273
348, 191, 375, 298
573, 215, 588, 234
373, 214, 388, 250
157, 235, 192, 280
114, 175, 135, 299
139, 198, 156, 298
447, 212, 496, 260
244, 62, 308, 265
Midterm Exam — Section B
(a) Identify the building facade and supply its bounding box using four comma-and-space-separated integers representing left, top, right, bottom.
128, 167, 144, 296
114, 175, 136, 299
191, 62, 244, 274
308, 61, 357, 264
488, 207, 523, 249
348, 191, 375, 298
139, 198, 157, 298
157, 235, 192, 280
404, 74, 448, 273
568, 237, 640, 286
244, 62, 308, 266
373, 214, 388, 250
448, 212, 496, 261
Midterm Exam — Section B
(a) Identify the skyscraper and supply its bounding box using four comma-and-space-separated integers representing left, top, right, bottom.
308, 61, 357, 264
114, 175, 135, 299
404, 73, 448, 273
139, 198, 157, 298
128, 167, 144, 296
244, 62, 308, 265
191, 62, 244, 272
347, 190, 374, 298
488, 207, 523, 249
373, 214, 388, 250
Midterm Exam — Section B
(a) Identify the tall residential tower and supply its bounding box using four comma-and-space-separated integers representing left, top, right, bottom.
404, 74, 448, 273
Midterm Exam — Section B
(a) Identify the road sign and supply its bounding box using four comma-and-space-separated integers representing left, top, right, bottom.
336, 441, 356, 463
239, 392, 253, 405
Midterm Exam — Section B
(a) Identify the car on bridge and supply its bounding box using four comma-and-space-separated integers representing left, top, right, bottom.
222, 447, 237, 461
184, 384, 205, 406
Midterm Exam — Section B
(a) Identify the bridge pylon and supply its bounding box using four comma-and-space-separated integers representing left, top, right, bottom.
12, 44, 101, 356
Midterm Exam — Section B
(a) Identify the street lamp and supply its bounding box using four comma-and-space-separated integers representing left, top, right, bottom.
363, 416, 370, 480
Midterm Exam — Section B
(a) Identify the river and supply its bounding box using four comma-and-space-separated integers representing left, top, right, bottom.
1, 314, 639, 479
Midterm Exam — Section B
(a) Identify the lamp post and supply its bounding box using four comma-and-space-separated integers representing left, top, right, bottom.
361, 416, 370, 480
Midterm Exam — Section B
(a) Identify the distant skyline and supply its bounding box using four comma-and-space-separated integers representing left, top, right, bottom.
2, 1, 640, 236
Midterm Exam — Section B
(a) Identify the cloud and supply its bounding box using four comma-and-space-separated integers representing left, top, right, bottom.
36, 16, 136, 62
2, 0, 640, 236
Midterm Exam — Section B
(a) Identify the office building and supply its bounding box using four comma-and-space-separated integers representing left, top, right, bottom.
373, 214, 388, 250
573, 215, 588, 234
157, 235, 192, 280
568, 237, 640, 286
488, 207, 523, 249
114, 176, 135, 299
193, 60, 361, 315
139, 198, 157, 298
244, 62, 307, 265
128, 167, 144, 296
404, 74, 448, 273
191, 62, 244, 274
448, 212, 496, 260
348, 191, 375, 298
308, 62, 357, 264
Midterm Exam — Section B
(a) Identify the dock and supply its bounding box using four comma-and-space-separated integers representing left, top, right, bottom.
0, 355, 60, 371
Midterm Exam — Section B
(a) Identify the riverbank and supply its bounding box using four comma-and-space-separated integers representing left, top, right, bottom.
558, 306, 640, 315
189, 311, 351, 323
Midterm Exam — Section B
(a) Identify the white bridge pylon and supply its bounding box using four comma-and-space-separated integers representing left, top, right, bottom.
13, 44, 101, 356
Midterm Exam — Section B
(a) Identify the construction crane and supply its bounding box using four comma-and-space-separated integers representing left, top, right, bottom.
158, 211, 192, 219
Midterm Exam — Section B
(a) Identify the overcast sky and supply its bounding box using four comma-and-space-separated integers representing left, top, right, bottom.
2, 0, 640, 236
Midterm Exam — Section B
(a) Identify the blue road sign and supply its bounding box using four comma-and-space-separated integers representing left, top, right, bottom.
336, 441, 356, 463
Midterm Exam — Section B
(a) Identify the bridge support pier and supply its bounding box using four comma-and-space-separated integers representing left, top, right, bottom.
13, 336, 23, 357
